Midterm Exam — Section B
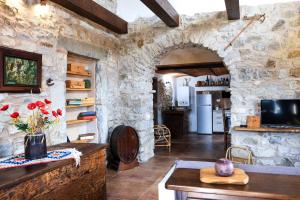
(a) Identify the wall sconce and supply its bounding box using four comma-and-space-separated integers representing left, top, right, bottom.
40, 0, 47, 6
25, 0, 47, 6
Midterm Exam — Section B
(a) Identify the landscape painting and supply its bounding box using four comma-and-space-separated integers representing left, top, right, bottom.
4, 56, 38, 86
0, 46, 42, 93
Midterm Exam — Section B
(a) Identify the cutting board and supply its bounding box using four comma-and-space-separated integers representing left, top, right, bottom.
200, 168, 249, 185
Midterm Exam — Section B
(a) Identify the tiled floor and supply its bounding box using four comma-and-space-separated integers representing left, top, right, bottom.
106, 134, 227, 200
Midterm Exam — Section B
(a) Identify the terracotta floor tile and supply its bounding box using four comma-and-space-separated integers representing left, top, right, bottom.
107, 134, 227, 200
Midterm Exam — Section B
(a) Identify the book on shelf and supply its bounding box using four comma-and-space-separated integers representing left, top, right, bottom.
66, 99, 82, 105
66, 98, 95, 106
78, 133, 95, 140
78, 111, 96, 117
77, 116, 96, 120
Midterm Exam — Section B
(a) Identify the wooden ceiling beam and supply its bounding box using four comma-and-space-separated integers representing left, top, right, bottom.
224, 0, 240, 20
141, 0, 179, 27
156, 62, 225, 71
50, 0, 128, 34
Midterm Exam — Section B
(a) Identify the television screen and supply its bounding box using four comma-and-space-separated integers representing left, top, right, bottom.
261, 100, 300, 127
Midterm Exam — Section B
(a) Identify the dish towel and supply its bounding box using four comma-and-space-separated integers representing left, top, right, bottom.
0, 148, 82, 170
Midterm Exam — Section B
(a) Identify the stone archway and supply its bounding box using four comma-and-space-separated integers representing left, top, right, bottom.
153, 42, 231, 148
118, 37, 237, 162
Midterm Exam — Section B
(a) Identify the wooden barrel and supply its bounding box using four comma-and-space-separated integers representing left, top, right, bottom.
110, 125, 139, 164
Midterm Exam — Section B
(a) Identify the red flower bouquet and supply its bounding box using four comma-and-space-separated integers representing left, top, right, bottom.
0, 99, 63, 160
0, 99, 62, 135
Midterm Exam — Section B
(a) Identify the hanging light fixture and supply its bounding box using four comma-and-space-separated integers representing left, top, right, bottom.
40, 0, 47, 6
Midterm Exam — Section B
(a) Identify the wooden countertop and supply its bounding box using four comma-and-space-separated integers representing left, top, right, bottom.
234, 126, 300, 133
166, 168, 300, 200
0, 143, 108, 190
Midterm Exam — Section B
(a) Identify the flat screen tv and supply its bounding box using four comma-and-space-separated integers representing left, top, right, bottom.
261, 100, 300, 127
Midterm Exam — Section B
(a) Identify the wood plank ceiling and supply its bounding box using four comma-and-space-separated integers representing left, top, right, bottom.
156, 62, 229, 77
50, 0, 240, 34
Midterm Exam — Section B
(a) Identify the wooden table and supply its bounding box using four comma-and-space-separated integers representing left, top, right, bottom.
0, 143, 108, 200
166, 168, 300, 200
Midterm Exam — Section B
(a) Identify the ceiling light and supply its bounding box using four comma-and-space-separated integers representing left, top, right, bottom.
40, 0, 47, 6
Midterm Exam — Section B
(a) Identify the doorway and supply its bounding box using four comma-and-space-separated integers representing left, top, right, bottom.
153, 45, 231, 159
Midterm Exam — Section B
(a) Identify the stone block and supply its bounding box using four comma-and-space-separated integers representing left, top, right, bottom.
288, 50, 300, 58
265, 59, 276, 68
289, 68, 300, 77
277, 145, 290, 156
252, 146, 277, 157
271, 19, 285, 31
0, 138, 13, 157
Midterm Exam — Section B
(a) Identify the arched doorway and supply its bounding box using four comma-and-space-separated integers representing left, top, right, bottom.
153, 44, 231, 159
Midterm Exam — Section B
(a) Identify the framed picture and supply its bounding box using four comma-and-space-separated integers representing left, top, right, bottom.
0, 47, 42, 93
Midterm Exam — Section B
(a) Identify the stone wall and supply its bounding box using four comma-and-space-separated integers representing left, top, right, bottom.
0, 0, 120, 156
0, 0, 299, 165
118, 2, 300, 165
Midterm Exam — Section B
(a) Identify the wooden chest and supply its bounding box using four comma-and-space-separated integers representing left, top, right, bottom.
66, 80, 85, 89
0, 143, 108, 200
67, 63, 86, 74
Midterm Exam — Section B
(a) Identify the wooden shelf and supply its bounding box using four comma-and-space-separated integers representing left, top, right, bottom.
67, 71, 92, 77
71, 139, 93, 143
234, 126, 300, 133
66, 88, 92, 92
196, 85, 229, 87
66, 104, 95, 109
66, 119, 95, 125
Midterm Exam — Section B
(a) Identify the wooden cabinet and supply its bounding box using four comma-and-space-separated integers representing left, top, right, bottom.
163, 110, 189, 139
0, 143, 107, 200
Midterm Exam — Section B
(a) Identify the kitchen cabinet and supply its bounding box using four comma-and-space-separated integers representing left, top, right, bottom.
213, 110, 224, 133
163, 110, 189, 139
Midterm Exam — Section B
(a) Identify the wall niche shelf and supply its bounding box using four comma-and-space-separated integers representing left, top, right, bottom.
65, 52, 98, 143
67, 71, 92, 77
66, 119, 96, 125
234, 126, 300, 133
66, 104, 95, 109
66, 88, 92, 92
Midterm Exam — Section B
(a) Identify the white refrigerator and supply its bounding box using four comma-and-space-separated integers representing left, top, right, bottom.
197, 93, 213, 134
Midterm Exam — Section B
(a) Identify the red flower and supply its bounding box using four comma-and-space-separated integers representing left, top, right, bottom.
0, 104, 9, 111
52, 111, 58, 117
27, 103, 37, 110
36, 101, 45, 108
57, 109, 62, 116
44, 99, 52, 104
10, 112, 19, 118
40, 109, 49, 115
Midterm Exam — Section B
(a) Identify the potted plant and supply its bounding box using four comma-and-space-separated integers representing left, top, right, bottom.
0, 99, 62, 160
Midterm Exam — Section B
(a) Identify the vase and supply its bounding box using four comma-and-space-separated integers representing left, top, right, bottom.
24, 133, 47, 160
215, 158, 234, 177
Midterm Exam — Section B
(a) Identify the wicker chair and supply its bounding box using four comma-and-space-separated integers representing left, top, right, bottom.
225, 146, 253, 164
154, 125, 171, 152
